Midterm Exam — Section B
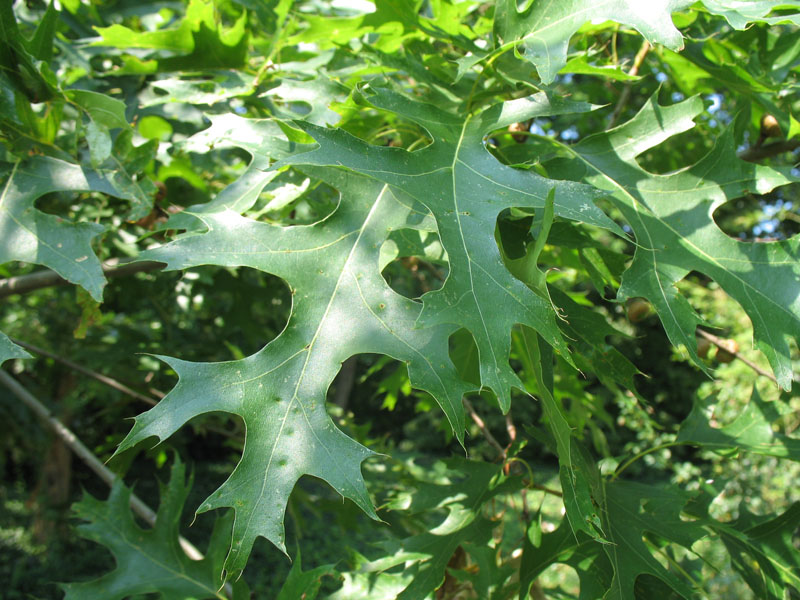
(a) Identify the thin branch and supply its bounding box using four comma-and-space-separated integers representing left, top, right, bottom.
504, 411, 517, 445
608, 40, 650, 128
737, 138, 800, 162
12, 338, 157, 406
530, 483, 562, 497
463, 397, 506, 459
0, 258, 164, 299
0, 370, 207, 560
11, 339, 243, 444
696, 329, 778, 384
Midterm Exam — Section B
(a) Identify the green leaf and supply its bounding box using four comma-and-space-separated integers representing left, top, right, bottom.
713, 503, 800, 598
545, 93, 800, 389
26, 0, 58, 62
117, 166, 473, 579
600, 480, 706, 600
275, 549, 336, 600
328, 551, 415, 600
167, 114, 305, 231
287, 0, 426, 53
0, 331, 31, 365
516, 327, 605, 541
66, 90, 129, 130
0, 1, 59, 102
143, 70, 257, 107
561, 55, 643, 81
677, 388, 800, 459
284, 87, 621, 409
493, 0, 691, 84
93, 0, 248, 73
369, 458, 522, 600
519, 518, 612, 600
0, 157, 147, 301
701, 0, 800, 28
86, 119, 112, 167
61, 457, 245, 600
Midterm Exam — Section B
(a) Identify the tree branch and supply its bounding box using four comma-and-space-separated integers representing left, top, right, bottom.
0, 258, 164, 299
0, 370, 206, 560
737, 138, 800, 162
463, 397, 506, 459
696, 328, 778, 384
608, 40, 650, 128
11, 338, 157, 406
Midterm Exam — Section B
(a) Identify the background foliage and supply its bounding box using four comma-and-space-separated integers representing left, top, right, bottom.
1, 0, 800, 598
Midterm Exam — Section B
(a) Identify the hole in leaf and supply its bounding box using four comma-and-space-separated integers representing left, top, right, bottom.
448, 328, 481, 386
342, 107, 433, 152
497, 207, 535, 259
636, 128, 710, 174
712, 187, 800, 241
154, 266, 292, 360
380, 231, 447, 299
534, 562, 580, 597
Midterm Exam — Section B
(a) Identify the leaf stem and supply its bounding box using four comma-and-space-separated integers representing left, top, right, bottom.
611, 440, 687, 481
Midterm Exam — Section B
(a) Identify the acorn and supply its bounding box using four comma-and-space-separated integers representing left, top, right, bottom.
760, 114, 782, 139
696, 335, 711, 358
715, 338, 739, 363
508, 120, 531, 143
626, 298, 651, 323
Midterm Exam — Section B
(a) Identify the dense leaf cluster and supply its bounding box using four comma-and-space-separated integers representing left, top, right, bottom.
1, 1, 799, 598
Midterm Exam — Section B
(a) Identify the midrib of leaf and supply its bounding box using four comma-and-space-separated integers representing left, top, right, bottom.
451, 119, 500, 384
241, 184, 393, 547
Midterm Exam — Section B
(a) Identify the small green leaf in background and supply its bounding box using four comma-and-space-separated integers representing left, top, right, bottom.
93, 0, 248, 73
275, 549, 336, 600
494, 0, 689, 84
678, 387, 800, 459
61, 457, 249, 600
0, 157, 149, 301
0, 331, 31, 365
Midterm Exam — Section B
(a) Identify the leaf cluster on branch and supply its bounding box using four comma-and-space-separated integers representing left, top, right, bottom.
1, 1, 800, 598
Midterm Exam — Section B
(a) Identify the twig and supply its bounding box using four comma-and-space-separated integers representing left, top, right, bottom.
11, 338, 157, 406
608, 41, 650, 128
463, 395, 562, 497
463, 397, 506, 459
504, 411, 517, 445
737, 138, 800, 162
530, 483, 562, 497
11, 339, 244, 444
695, 329, 778, 384
0, 370, 207, 561
0, 258, 164, 299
